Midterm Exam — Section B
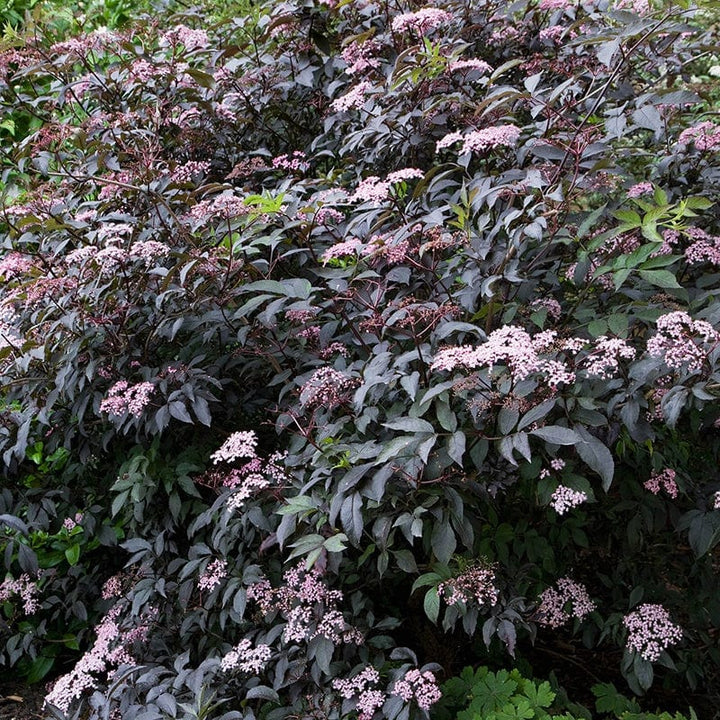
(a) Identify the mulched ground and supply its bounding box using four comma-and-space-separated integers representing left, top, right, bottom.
0, 680, 46, 720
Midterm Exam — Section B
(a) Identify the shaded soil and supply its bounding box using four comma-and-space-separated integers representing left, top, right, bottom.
0, 680, 45, 720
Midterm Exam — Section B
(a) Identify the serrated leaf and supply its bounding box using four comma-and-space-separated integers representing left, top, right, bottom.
638, 269, 681, 289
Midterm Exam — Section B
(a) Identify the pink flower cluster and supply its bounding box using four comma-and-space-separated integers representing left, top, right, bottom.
623, 603, 682, 661
448, 58, 492, 75
186, 192, 250, 223
300, 367, 358, 409
550, 485, 588, 514
62, 512, 84, 531
45, 603, 150, 712
220, 638, 272, 673
351, 176, 392, 203
614, 0, 653, 12
333, 667, 385, 720
342, 39, 381, 75
644, 468, 678, 498
130, 240, 170, 264
437, 563, 499, 608
537, 577, 595, 628
0, 252, 34, 279
387, 168, 425, 183
272, 151, 309, 172
206, 431, 286, 511
391, 669, 442, 711
538, 0, 574, 9
161, 25, 210, 50
391, 8, 452, 35
678, 121, 720, 152
530, 297, 562, 319
627, 181, 654, 198
99, 381, 155, 418
583, 336, 636, 379
321, 238, 364, 264
211, 430, 258, 463
431, 325, 576, 388
170, 160, 210, 183
646, 311, 717, 373
248, 565, 362, 646
0, 574, 39, 614
437, 125, 520, 154
684, 227, 720, 266
198, 559, 228, 592
332, 81, 372, 112
713, 491, 720, 510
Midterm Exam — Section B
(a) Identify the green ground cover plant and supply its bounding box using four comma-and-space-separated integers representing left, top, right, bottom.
0, 0, 719, 717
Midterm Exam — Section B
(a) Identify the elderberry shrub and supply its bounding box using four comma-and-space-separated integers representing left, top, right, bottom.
0, 0, 719, 717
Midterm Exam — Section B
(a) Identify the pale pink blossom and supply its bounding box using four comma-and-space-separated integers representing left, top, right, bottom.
583, 336, 636, 379
537, 577, 595, 628
647, 311, 717, 373
220, 639, 271, 673
300, 367, 357, 409
448, 59, 493, 75
198, 559, 228, 593
438, 564, 498, 607
332, 81, 372, 112
550, 485, 587, 514
391, 669, 442, 711
627, 181, 654, 198
350, 176, 392, 202
391, 8, 452, 35
100, 381, 155, 418
436, 125, 521, 154
623, 604, 682, 661
644, 468, 678, 498
162, 25, 210, 50
321, 238, 363, 264
211, 431, 258, 464
678, 121, 720, 152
